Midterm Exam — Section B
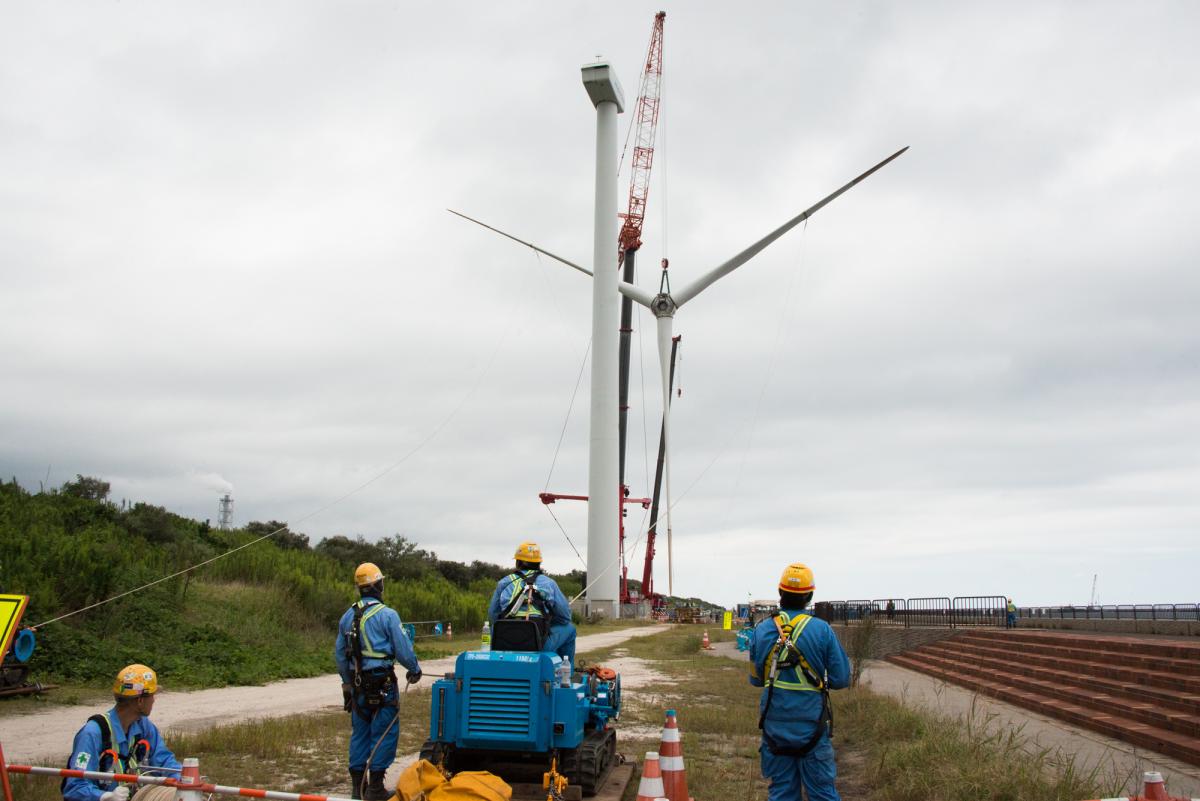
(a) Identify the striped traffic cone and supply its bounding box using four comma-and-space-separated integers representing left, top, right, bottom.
658, 710, 691, 801
700, 631, 712, 650
635, 752, 666, 801
1141, 771, 1168, 801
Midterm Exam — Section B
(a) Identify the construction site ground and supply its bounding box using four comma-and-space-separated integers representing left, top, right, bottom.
8, 625, 1187, 800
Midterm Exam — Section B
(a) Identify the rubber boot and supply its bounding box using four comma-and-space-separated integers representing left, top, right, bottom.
349, 769, 365, 800
364, 771, 389, 801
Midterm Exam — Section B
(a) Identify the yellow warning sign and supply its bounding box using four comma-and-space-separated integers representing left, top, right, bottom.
0, 594, 30, 660
722, 610, 733, 630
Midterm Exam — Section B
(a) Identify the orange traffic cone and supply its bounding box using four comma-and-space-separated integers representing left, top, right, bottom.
446, 622, 453, 638
658, 710, 692, 801
700, 630, 712, 650
1142, 771, 1169, 801
635, 752, 666, 801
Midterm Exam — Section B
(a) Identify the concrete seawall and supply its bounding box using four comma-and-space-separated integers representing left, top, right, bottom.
1015, 618, 1200, 636
829, 623, 963, 659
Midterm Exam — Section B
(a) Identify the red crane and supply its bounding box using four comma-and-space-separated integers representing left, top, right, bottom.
538, 12, 669, 612
618, 11, 666, 256
617, 12, 667, 608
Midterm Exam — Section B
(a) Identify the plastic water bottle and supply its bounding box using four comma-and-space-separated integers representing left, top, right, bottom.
556, 656, 571, 687
480, 620, 491, 652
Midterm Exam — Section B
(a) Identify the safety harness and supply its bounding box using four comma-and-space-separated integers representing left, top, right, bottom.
62, 713, 150, 792
500, 570, 551, 621
344, 598, 396, 719
757, 612, 834, 758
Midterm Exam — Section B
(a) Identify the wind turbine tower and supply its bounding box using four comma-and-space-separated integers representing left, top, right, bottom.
581, 62, 625, 619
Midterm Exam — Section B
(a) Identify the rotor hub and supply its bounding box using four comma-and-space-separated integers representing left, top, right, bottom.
651, 293, 676, 318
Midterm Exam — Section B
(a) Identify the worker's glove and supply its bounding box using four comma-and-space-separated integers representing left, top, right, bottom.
100, 787, 131, 801
342, 683, 353, 712
405, 669, 422, 685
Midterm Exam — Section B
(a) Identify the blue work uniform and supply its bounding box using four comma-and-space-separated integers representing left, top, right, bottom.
749, 609, 850, 801
335, 597, 421, 774
62, 708, 180, 801
487, 570, 576, 668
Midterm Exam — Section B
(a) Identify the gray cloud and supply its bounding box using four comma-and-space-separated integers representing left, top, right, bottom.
2, 2, 1197, 608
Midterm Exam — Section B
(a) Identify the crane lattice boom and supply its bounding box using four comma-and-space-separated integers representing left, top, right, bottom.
618, 11, 665, 254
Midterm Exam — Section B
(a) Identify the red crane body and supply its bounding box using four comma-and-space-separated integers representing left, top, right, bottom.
539, 12, 668, 611
617, 12, 667, 608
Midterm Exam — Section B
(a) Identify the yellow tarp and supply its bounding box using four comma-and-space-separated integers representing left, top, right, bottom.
393, 759, 511, 801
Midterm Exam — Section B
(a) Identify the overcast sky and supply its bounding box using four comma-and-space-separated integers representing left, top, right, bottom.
3, 2, 1198, 608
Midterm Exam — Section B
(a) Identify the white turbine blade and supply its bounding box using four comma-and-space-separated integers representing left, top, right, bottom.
447, 209, 593, 277
654, 314, 675, 598
672, 146, 909, 307
618, 281, 657, 309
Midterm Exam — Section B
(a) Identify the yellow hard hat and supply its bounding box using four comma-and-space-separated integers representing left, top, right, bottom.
113, 664, 158, 697
779, 563, 815, 593
514, 541, 542, 564
354, 562, 384, 587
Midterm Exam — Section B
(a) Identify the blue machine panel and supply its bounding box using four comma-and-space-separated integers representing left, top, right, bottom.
467, 676, 532, 739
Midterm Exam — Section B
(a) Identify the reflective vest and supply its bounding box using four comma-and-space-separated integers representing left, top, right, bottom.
62, 713, 146, 793
1007, 600, 1016, 613
354, 599, 391, 659
501, 571, 549, 619
764, 612, 822, 692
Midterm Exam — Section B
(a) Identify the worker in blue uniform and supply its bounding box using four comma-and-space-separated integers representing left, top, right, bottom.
62, 664, 181, 801
749, 563, 851, 801
335, 562, 423, 801
488, 541, 576, 668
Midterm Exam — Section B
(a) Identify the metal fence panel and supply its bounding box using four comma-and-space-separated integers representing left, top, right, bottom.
873, 598, 905, 625
952, 595, 1007, 627
906, 597, 953, 628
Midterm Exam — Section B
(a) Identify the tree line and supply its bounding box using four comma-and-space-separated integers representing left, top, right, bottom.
0, 476, 583, 686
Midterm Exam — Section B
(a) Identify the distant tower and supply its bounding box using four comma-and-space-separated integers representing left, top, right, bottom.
217, 494, 234, 530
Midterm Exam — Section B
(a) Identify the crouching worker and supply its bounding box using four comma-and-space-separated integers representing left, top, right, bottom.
488, 541, 576, 668
749, 563, 850, 801
63, 664, 181, 801
336, 562, 423, 800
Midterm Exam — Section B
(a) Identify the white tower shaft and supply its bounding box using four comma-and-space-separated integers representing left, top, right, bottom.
582, 63, 624, 618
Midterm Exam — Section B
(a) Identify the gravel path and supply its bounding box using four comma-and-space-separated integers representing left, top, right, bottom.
0, 625, 669, 763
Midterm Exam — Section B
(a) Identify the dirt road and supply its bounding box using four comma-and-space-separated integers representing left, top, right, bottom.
0, 625, 669, 763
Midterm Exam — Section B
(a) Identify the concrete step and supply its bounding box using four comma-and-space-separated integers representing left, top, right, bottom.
889, 652, 1200, 766
926, 640, 1200, 714
910, 647, 1200, 738
963, 629, 1200, 661
948, 636, 1200, 692
957, 630, 1200, 674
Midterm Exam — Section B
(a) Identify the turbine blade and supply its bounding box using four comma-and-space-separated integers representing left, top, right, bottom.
447, 209, 593, 277
672, 146, 909, 307
618, 281, 657, 309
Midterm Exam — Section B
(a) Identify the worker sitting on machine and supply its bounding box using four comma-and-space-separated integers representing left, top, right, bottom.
487, 541, 576, 669
63, 664, 181, 801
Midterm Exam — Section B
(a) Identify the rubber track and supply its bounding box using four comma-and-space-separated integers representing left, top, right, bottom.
563, 729, 616, 796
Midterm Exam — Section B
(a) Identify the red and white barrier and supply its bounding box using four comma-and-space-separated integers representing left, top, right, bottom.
4, 760, 355, 801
